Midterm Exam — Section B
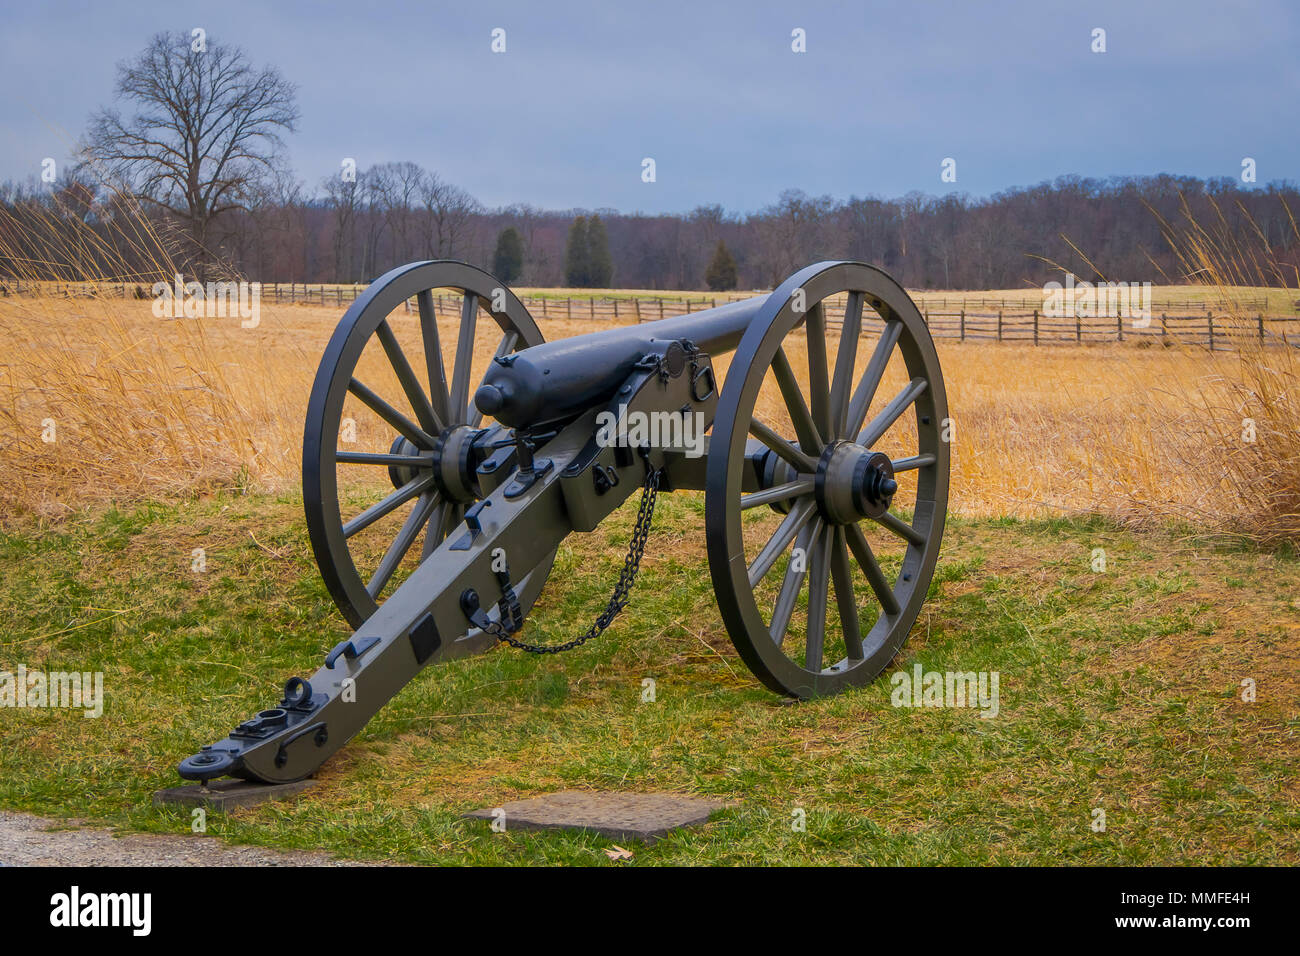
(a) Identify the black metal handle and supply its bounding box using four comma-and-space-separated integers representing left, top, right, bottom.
274, 721, 329, 769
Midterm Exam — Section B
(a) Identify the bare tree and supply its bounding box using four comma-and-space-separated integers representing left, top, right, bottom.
419, 172, 481, 258
247, 169, 307, 280
501, 203, 550, 283
370, 161, 426, 263
357, 168, 389, 278
82, 31, 299, 276
322, 173, 362, 281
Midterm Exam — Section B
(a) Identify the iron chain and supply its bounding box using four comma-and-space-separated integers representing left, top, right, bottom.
482, 462, 662, 655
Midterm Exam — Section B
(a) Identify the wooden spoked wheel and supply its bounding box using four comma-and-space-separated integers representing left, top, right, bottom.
302, 260, 554, 629
705, 261, 950, 698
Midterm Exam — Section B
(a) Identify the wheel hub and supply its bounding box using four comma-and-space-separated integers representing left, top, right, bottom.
815, 442, 897, 523
388, 426, 482, 504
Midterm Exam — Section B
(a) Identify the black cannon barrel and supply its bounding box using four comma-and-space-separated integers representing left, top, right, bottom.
475, 294, 769, 428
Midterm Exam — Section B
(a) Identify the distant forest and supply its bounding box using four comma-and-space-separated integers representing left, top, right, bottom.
3, 171, 1297, 291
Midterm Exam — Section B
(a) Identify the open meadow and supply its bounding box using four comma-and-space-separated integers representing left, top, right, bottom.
0, 290, 1297, 864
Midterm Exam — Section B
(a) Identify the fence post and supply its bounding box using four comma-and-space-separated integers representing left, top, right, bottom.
997, 310, 1002, 342
1161, 313, 1168, 344
659, 298, 664, 320
1207, 311, 1214, 350
634, 298, 642, 323
613, 299, 619, 319
1076, 311, 1082, 344
1033, 308, 1039, 345
567, 297, 572, 319
959, 309, 965, 342
1258, 314, 1265, 341
590, 298, 595, 319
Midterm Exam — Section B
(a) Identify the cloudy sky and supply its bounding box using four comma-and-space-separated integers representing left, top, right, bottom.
2, 0, 1296, 213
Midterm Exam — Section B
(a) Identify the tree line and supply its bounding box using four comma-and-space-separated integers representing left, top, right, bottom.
1, 31, 1296, 292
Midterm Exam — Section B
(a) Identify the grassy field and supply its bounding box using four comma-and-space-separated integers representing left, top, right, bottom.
0, 490, 1296, 864
1, 286, 1297, 865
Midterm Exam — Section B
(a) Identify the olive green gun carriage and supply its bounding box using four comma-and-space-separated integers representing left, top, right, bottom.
179, 259, 949, 785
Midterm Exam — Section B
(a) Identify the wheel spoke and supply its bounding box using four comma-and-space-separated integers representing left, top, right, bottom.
770, 521, 821, 646
348, 378, 437, 448
470, 330, 519, 428
417, 290, 451, 425
772, 348, 822, 453
845, 523, 901, 616
367, 493, 439, 596
829, 526, 864, 659
343, 473, 435, 538
420, 502, 447, 559
829, 292, 862, 440
749, 417, 818, 473
874, 509, 926, 546
448, 292, 479, 422
440, 502, 464, 541
804, 529, 832, 672
741, 476, 814, 510
858, 377, 928, 448
892, 453, 936, 472
846, 319, 902, 439
335, 451, 430, 467
748, 497, 816, 586
376, 319, 441, 434
805, 301, 832, 439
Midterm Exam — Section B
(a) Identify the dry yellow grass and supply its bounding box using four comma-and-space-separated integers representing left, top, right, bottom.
0, 291, 1284, 537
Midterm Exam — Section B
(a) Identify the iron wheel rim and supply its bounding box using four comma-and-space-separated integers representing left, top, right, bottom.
705, 261, 950, 698
303, 259, 551, 628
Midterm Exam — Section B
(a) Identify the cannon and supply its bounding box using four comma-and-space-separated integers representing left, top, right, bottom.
178, 259, 949, 785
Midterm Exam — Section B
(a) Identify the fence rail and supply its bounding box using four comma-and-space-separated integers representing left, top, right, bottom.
5, 278, 1298, 348
827, 308, 1300, 349
0, 278, 750, 320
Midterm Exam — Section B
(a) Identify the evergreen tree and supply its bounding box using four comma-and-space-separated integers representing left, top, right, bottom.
704, 239, 738, 291
586, 214, 613, 287
564, 216, 589, 287
492, 227, 524, 282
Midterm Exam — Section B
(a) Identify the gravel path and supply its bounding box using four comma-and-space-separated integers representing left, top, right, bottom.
0, 811, 365, 866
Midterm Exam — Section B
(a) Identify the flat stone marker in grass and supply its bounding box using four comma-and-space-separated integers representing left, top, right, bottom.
465, 791, 726, 843
153, 778, 318, 812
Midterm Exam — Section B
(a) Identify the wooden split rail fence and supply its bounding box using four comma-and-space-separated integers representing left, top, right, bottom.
853, 309, 1300, 349
5, 278, 1299, 348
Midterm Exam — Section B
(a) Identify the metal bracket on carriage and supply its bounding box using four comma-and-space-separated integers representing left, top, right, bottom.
501, 430, 554, 500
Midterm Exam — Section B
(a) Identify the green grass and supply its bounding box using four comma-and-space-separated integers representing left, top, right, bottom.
0, 492, 1297, 865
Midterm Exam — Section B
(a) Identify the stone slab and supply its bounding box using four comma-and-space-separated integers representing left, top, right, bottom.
465, 790, 726, 843
152, 778, 317, 811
